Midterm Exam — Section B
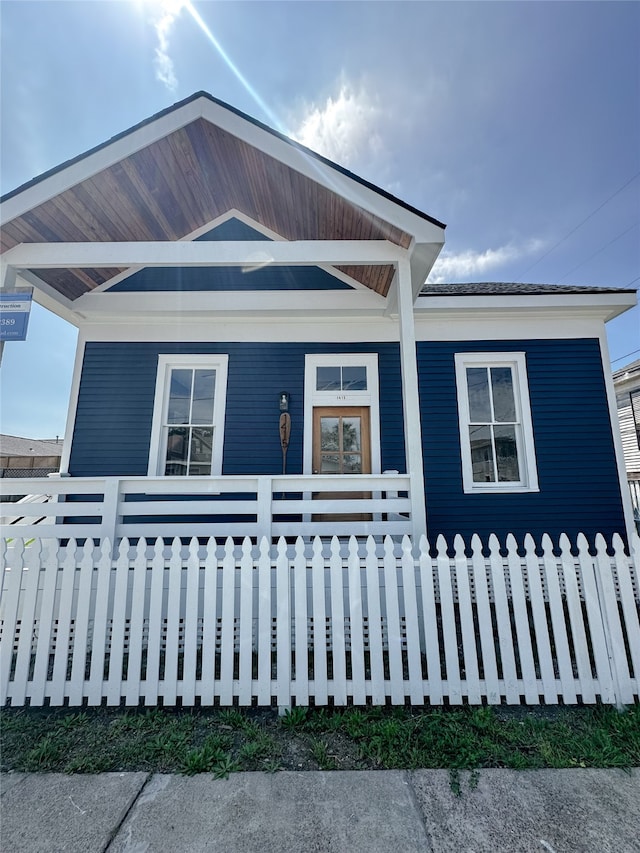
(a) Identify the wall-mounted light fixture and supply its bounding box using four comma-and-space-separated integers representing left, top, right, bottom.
279, 391, 290, 412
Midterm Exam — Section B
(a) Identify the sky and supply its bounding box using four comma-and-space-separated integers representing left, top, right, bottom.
0, 0, 639, 439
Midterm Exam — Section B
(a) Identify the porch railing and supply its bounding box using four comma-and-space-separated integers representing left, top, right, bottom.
0, 473, 411, 541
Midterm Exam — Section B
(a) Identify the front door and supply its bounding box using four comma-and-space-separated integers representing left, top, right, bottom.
312, 406, 371, 520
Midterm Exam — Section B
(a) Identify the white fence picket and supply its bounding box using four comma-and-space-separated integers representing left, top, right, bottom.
68, 540, 95, 705
0, 539, 23, 705
523, 535, 558, 704
575, 534, 615, 704
238, 538, 254, 706
348, 537, 366, 705
612, 534, 640, 695
256, 537, 272, 706
181, 538, 201, 707
9, 541, 42, 706
329, 537, 347, 705
1, 532, 638, 709
29, 540, 61, 706
454, 535, 481, 705
124, 538, 148, 706
541, 534, 577, 704
144, 539, 165, 706
292, 538, 308, 706
559, 534, 596, 704
49, 540, 78, 706
402, 536, 424, 705
275, 538, 291, 708
106, 539, 130, 706
470, 535, 500, 705
418, 535, 443, 705
364, 536, 385, 705
383, 536, 405, 704
86, 541, 112, 705
488, 535, 519, 703
506, 534, 539, 705
436, 536, 462, 704
311, 537, 328, 705
162, 538, 182, 706
200, 538, 219, 706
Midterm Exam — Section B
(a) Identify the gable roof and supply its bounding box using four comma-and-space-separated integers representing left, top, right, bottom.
0, 92, 446, 303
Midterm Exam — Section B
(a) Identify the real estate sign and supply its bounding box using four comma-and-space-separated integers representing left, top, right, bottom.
0, 291, 33, 341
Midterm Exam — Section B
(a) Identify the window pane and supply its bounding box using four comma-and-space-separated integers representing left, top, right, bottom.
494, 425, 520, 481
467, 368, 491, 423
342, 418, 361, 451
491, 367, 516, 422
343, 454, 362, 473
167, 369, 192, 424
189, 427, 214, 474
469, 424, 495, 483
342, 366, 367, 390
320, 454, 340, 473
320, 417, 340, 451
316, 366, 341, 390
165, 426, 188, 475
191, 370, 216, 424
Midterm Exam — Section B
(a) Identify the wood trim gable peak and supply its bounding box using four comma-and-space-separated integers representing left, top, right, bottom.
1, 93, 446, 305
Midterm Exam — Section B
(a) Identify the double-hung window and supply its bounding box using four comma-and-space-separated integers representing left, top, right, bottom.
148, 355, 229, 476
454, 352, 538, 493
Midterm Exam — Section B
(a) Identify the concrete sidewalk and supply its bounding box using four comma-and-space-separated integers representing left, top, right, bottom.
1, 768, 639, 852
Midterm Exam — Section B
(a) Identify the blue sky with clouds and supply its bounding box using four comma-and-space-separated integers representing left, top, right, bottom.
1, 0, 638, 439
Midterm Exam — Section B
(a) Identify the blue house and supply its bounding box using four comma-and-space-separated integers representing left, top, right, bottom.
1, 92, 636, 547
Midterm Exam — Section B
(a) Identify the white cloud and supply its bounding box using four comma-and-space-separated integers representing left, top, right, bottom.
292, 84, 385, 169
428, 240, 545, 283
151, 0, 187, 92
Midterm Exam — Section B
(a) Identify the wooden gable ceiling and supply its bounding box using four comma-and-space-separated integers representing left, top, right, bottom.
1, 117, 413, 300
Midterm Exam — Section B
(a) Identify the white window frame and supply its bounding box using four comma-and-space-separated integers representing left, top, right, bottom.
148, 354, 229, 476
303, 353, 381, 475
454, 352, 539, 494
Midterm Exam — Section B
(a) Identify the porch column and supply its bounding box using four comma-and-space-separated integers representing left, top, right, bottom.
396, 257, 427, 544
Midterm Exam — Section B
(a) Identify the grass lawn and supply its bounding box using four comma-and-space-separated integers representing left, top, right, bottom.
1, 704, 639, 781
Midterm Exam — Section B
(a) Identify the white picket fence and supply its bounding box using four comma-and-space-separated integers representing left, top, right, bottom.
1, 533, 639, 709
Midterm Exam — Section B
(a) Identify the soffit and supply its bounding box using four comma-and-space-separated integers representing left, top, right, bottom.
1, 117, 414, 300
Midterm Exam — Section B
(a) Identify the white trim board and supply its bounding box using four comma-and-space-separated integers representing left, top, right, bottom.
3, 239, 407, 270
147, 354, 229, 477
303, 354, 382, 476
78, 314, 608, 343
454, 352, 539, 494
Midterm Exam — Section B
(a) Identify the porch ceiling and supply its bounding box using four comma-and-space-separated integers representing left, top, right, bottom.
1, 116, 415, 301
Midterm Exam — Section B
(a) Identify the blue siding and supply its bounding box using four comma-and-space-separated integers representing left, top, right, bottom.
69, 337, 626, 544
109, 218, 351, 292
417, 339, 626, 545
70, 342, 406, 478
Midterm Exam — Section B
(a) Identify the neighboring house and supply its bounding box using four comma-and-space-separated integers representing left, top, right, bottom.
0, 434, 62, 480
0, 91, 636, 546
613, 359, 640, 530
